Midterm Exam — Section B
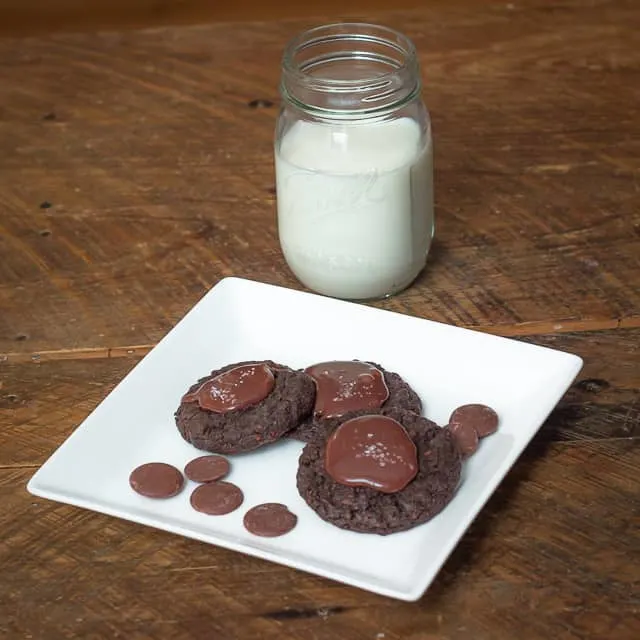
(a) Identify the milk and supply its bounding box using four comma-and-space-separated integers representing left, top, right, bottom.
275, 117, 434, 300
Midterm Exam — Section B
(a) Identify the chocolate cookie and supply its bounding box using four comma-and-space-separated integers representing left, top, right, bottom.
175, 360, 315, 454
297, 408, 461, 535
288, 361, 422, 444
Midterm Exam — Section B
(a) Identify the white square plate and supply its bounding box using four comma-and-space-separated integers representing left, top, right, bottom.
28, 277, 583, 601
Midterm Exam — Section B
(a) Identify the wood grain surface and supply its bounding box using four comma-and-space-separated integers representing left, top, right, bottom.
1, 330, 638, 639
1, 0, 639, 360
1, 0, 639, 638
0, 0, 444, 35
0, 0, 427, 36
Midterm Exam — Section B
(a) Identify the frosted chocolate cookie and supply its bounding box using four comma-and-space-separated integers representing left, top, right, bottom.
175, 360, 315, 454
288, 360, 422, 444
296, 408, 461, 535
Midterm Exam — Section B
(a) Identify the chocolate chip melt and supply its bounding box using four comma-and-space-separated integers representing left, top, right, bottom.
243, 503, 298, 537
129, 462, 184, 499
324, 415, 418, 493
184, 455, 230, 483
182, 363, 275, 413
449, 403, 499, 438
305, 361, 389, 418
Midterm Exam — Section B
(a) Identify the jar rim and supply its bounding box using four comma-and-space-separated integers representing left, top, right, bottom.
282, 22, 418, 88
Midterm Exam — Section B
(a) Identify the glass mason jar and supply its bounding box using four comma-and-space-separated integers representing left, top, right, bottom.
274, 23, 434, 301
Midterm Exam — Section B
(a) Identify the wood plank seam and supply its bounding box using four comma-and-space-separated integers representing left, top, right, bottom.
2, 317, 640, 364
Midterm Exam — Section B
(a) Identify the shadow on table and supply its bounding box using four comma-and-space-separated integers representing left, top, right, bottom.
422, 432, 554, 604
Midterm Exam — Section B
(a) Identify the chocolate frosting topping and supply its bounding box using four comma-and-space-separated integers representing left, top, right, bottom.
305, 361, 389, 418
182, 363, 275, 413
324, 415, 418, 493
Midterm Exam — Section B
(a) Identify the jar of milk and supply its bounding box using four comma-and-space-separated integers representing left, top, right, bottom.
275, 23, 434, 300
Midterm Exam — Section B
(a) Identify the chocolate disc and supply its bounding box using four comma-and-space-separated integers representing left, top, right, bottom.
182, 363, 275, 413
184, 455, 230, 483
305, 361, 389, 418
243, 503, 298, 537
448, 422, 479, 458
190, 481, 244, 515
449, 404, 499, 438
324, 415, 418, 493
129, 462, 184, 499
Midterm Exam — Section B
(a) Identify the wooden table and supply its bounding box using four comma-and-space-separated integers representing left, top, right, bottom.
1, 0, 638, 637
